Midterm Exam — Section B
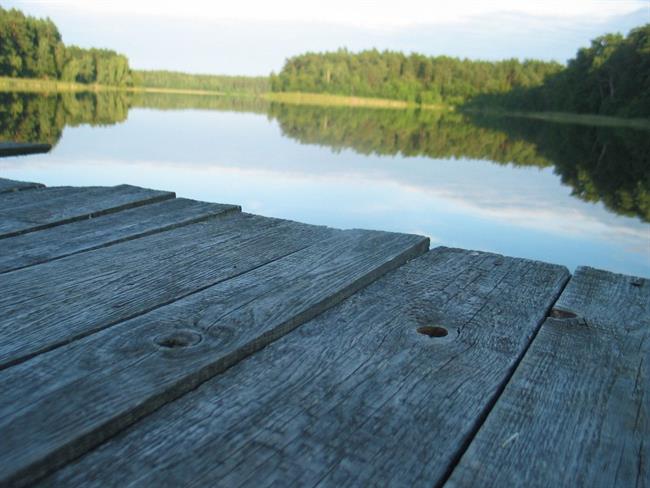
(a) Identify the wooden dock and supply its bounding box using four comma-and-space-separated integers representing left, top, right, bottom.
0, 142, 51, 158
0, 177, 647, 487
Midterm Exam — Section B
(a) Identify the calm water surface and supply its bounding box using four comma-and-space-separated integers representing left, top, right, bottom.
1, 92, 648, 276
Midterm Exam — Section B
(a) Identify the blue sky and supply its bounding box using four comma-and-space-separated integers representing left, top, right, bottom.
5, 1, 649, 75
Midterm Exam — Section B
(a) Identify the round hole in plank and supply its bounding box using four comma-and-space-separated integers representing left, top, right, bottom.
417, 326, 448, 338
155, 329, 202, 349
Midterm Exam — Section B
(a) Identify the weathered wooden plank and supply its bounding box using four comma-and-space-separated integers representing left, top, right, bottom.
0, 213, 334, 368
0, 229, 429, 486
0, 184, 174, 239
0, 142, 51, 157
41, 248, 569, 487
445, 266, 650, 488
0, 177, 44, 193
0, 197, 240, 273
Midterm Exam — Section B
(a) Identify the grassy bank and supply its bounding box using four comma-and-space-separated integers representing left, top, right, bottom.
3, 77, 648, 129
264, 92, 450, 111
0, 76, 108, 93
0, 78, 447, 110
0, 76, 233, 97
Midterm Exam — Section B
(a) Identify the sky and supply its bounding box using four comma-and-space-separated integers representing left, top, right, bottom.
4, 0, 650, 75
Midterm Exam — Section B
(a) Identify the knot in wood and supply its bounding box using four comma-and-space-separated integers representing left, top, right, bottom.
416, 325, 448, 338
549, 308, 577, 319
155, 329, 203, 349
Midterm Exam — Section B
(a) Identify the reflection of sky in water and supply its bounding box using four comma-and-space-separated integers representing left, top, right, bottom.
1, 108, 648, 277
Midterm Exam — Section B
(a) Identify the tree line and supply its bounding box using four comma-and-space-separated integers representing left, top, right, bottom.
132, 70, 268, 94
0, 7, 268, 93
270, 49, 563, 105
0, 6, 133, 86
466, 24, 650, 117
2, 5, 648, 117
271, 25, 650, 116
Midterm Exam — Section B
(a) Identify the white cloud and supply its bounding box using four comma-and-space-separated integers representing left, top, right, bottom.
16, 0, 649, 27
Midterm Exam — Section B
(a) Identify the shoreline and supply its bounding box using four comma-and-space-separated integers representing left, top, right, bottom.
0, 77, 240, 97
262, 92, 450, 110
464, 108, 650, 130
2, 77, 648, 128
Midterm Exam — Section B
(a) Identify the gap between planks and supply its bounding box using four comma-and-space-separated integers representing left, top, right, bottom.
444, 266, 649, 487
35, 248, 569, 487
435, 270, 571, 488
0, 184, 176, 239
0, 198, 241, 274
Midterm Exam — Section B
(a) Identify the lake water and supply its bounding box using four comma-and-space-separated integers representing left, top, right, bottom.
1, 91, 648, 276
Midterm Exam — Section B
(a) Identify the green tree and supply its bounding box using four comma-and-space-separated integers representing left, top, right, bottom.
466, 24, 650, 117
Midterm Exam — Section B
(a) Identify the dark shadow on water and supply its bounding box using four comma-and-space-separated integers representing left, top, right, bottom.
467, 113, 650, 222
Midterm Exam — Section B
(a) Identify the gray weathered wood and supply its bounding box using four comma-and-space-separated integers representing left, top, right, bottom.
41, 248, 569, 487
0, 197, 240, 273
0, 142, 51, 157
0, 213, 335, 368
0, 229, 429, 487
0, 177, 44, 193
0, 184, 174, 239
445, 266, 650, 488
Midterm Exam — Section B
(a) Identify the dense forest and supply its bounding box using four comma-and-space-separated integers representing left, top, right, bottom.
0, 7, 133, 86
467, 24, 650, 117
132, 70, 268, 94
271, 50, 562, 105
271, 25, 650, 116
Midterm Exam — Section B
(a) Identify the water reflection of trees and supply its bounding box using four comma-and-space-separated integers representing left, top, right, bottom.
268, 104, 649, 222
0, 91, 129, 145
0, 91, 268, 145
469, 114, 650, 221
0, 91, 647, 221
131, 92, 269, 114
268, 104, 551, 166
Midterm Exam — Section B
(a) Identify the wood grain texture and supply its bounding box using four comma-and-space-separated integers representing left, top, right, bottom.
42, 248, 569, 488
0, 142, 51, 157
0, 229, 428, 487
446, 266, 650, 488
0, 197, 240, 273
0, 177, 44, 193
0, 184, 174, 239
0, 213, 334, 369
